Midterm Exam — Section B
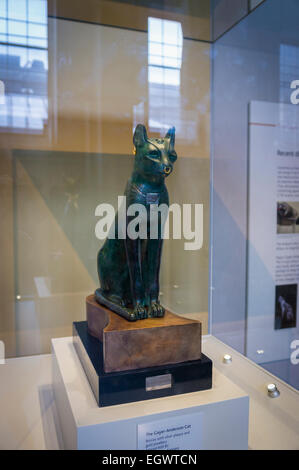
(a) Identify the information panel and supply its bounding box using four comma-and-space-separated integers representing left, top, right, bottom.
137, 412, 203, 450
247, 101, 299, 380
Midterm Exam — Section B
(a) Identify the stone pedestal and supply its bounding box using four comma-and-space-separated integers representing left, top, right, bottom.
52, 336, 249, 449
86, 294, 202, 373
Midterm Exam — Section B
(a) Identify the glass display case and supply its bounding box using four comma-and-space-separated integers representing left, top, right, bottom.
0, 0, 298, 451
211, 0, 299, 390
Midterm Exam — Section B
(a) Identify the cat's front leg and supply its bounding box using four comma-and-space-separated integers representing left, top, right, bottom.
133, 300, 148, 320
149, 300, 165, 318
124, 236, 148, 319
146, 238, 165, 318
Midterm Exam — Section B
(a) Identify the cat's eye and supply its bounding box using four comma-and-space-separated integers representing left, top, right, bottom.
169, 152, 177, 162
147, 151, 161, 160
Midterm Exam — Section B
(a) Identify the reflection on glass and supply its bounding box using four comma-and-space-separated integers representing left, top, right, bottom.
0, 0, 48, 132
148, 17, 183, 70
279, 44, 299, 150
280, 44, 299, 103
148, 17, 182, 132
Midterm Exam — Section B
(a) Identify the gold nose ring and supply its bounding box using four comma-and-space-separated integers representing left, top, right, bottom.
165, 167, 171, 174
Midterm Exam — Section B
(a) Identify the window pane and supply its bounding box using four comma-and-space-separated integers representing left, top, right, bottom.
28, 48, 47, 68
28, 36, 47, 48
148, 65, 163, 84
0, 0, 7, 18
7, 34, 26, 44
163, 20, 180, 45
8, 0, 26, 21
8, 34, 27, 44
0, 44, 7, 54
28, 22, 47, 38
164, 68, 180, 86
148, 55, 162, 66
148, 17, 183, 73
163, 56, 179, 68
163, 44, 179, 59
148, 42, 162, 57
0, 18, 6, 34
9, 45, 28, 66
28, 0, 47, 24
8, 19, 27, 36
148, 17, 162, 43
148, 66, 180, 86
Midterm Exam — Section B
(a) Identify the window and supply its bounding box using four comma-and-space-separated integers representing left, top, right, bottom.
148, 17, 183, 86
148, 17, 183, 132
0, 0, 48, 132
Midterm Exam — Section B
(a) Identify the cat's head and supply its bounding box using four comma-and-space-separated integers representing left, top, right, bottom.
133, 124, 177, 182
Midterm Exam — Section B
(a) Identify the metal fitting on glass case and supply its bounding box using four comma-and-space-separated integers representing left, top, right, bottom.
267, 383, 280, 398
223, 354, 232, 364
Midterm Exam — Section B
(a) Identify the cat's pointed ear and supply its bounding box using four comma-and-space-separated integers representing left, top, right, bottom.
165, 127, 175, 149
133, 124, 148, 147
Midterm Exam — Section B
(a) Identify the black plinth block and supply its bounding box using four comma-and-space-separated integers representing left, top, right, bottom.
73, 321, 212, 407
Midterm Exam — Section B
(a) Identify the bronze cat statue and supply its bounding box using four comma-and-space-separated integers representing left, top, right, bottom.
95, 124, 177, 321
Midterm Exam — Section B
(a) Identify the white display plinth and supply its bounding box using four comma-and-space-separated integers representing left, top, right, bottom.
52, 337, 249, 450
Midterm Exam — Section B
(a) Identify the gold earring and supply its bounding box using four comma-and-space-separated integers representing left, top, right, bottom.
133, 147, 136, 155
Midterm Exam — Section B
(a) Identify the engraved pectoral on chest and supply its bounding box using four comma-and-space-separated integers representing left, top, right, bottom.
146, 193, 160, 205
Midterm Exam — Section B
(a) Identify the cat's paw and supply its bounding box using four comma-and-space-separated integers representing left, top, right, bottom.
133, 304, 148, 320
149, 301, 165, 318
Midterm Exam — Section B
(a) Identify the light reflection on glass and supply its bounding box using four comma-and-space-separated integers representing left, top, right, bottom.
0, 0, 48, 133
279, 44, 299, 149
148, 17, 183, 133
280, 43, 299, 103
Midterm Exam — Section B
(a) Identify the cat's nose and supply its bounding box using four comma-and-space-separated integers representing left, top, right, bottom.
164, 166, 171, 175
